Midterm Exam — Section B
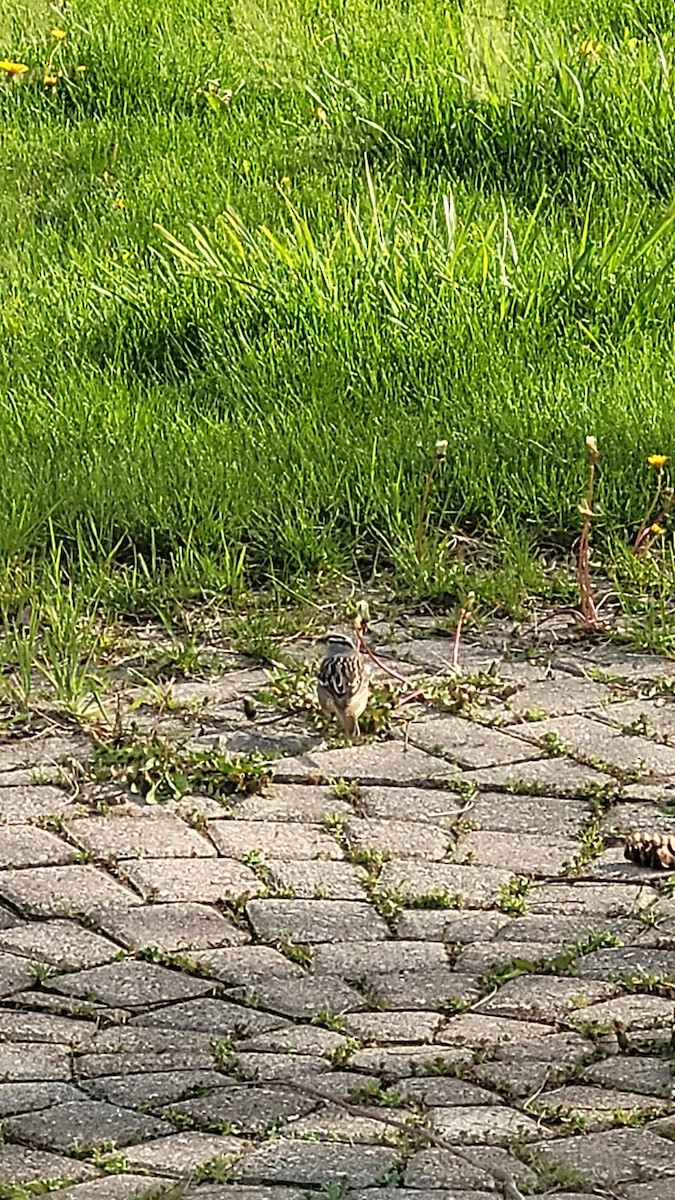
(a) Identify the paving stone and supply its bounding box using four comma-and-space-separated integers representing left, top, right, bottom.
494, 913, 645, 945
233, 783, 352, 822
0, 865, 141, 917
468, 757, 608, 794
169, 670, 268, 706
436, 1013, 555, 1049
356, 786, 462, 826
0, 919, 121, 969
576, 946, 675, 980
398, 1077, 498, 1106
552, 645, 675, 682
93, 902, 249, 951
47, 959, 213, 1008
311, 939, 449, 977
81, 1069, 232, 1108
343, 1010, 443, 1043
0, 1081, 86, 1115
228, 1051, 334, 1081
349, 1044, 472, 1079
208, 819, 341, 860
453, 830, 578, 875
505, 674, 612, 718
275, 742, 457, 786
378, 862, 511, 907
471, 1057, 564, 1098
567, 993, 675, 1033
120, 857, 263, 903
0, 736, 89, 773
124, 1131, 250, 1174
430, 1104, 541, 1144
166, 1083, 317, 1133
538, 1127, 675, 1186
409, 715, 541, 769
0, 826, 77, 868
349, 1190, 494, 1200
492, 1028, 593, 1066
341, 817, 450, 860
0, 1008, 96, 1045
624, 1185, 675, 1200
191, 946, 303, 987
0, 785, 75, 823
583, 1055, 673, 1097
403, 1146, 536, 1191
237, 1025, 347, 1056
600, 801, 675, 836
246, 898, 389, 943
0, 905, 19, 928
76, 1027, 221, 1077
131, 996, 288, 1037
0, 1041, 73, 1080
0, 1143, 98, 1184
8, 1099, 171, 1150
478, 976, 617, 1023
229, 975, 365, 1019
374, 971, 483, 1011
0, 951, 41, 995
529, 1084, 670, 1130
394, 910, 509, 942
590, 697, 675, 739
238, 1139, 400, 1186
519, 713, 675, 775
530, 881, 660, 917
186, 1190, 303, 1200
64, 811, 216, 859
264, 859, 368, 899
287, 1105, 405, 1144
465, 792, 588, 836
57, 1177, 172, 1200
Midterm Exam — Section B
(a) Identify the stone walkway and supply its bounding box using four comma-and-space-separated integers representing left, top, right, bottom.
0, 621, 674, 1200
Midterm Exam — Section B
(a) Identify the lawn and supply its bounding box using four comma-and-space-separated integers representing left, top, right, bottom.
2, 0, 675, 636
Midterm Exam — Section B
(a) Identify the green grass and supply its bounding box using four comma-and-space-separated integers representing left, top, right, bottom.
3, 0, 675, 635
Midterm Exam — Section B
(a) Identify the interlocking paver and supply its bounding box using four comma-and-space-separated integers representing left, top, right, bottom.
0, 1082, 86, 1116
0, 826, 78, 868
477, 976, 617, 1023
0, 919, 121, 968
0, 952, 42, 996
429, 1104, 541, 1144
47, 959, 213, 1007
468, 756, 609, 793
246, 898, 390, 942
0, 1009, 96, 1045
583, 1055, 673, 1097
528, 1084, 671, 1130
93, 901, 248, 951
276, 742, 458, 785
355, 786, 462, 825
124, 1132, 250, 1174
408, 714, 542, 768
130, 996, 289, 1036
538, 1127, 675, 1186
7, 1099, 172, 1150
208, 819, 342, 860
342, 817, 450, 860
343, 1010, 443, 1043
0, 1041, 73, 1080
0, 785, 74, 823
64, 811, 216, 859
165, 1084, 317, 1134
452, 829, 578, 875
233, 783, 351, 822
519, 713, 675, 775
0, 1143, 98, 1185
0, 864, 141, 917
404, 1146, 533, 1190
264, 859, 368, 899
189, 945, 303, 986
466, 791, 588, 835
378, 862, 511, 907
228, 975, 365, 1019
120, 857, 263, 902
237, 1139, 400, 1186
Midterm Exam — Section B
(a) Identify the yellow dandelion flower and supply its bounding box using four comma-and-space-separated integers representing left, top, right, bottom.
279, 176, 291, 187
76, 65, 87, 72
0, 60, 29, 76
51, 28, 67, 40
114, 195, 125, 209
647, 454, 668, 469
43, 73, 59, 86
578, 37, 603, 57
650, 523, 665, 535
313, 104, 328, 125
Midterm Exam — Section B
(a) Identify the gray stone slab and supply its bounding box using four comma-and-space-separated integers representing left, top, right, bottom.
342, 817, 449, 860
166, 1083, 317, 1133
436, 1013, 555, 1049
265, 859, 368, 899
8, 1098, 172, 1150
0, 1081, 86, 1115
393, 910, 509, 943
75, 1027, 221, 1077
530, 1083, 670, 1130
519, 714, 675, 775
356, 787, 462, 825
130, 996, 288, 1037
0, 1041, 72, 1080
191, 946, 303, 987
398, 1077, 498, 1107
275, 742, 457, 786
505, 674, 612, 719
0, 1008, 96, 1045
0, 736, 89, 772
371, 970, 482, 1011
601, 801, 675, 836
539, 1127, 675, 1186
530, 881, 660, 917
120, 857, 263, 903
311, 939, 449, 976
0, 951, 41, 996
64, 811, 216, 859
378, 862, 511, 907
576, 946, 675, 980
246, 898, 389, 943
229, 975, 364, 1019
350, 1190, 493, 1200
237, 1025, 347, 1056
494, 913, 645, 945
477, 976, 617, 1023
552, 645, 675, 682
0, 919, 121, 969
81, 1069, 231, 1108
430, 1104, 540, 1144
0, 785, 75, 823
124, 1131, 249, 1174
186, 1190, 303, 1200
583, 1055, 673, 1097
57, 1178, 173, 1200
0, 1142, 98, 1184
343, 1010, 443, 1043
233, 783, 351, 822
468, 757, 609, 794
408, 715, 541, 768
590, 697, 675, 739
0, 825, 78, 868
0, 864, 141, 917
208, 820, 342, 860
403, 1146, 535, 1191
226, 1051, 333, 1082
238, 1139, 399, 1186
47, 959, 213, 1008
93, 902, 249, 951
567, 993, 674, 1033
465, 792, 588, 836
349, 1044, 471, 1078
452, 830, 577, 875
287, 1104, 406, 1145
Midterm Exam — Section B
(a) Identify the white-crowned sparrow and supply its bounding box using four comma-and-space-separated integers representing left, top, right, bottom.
317, 633, 369, 738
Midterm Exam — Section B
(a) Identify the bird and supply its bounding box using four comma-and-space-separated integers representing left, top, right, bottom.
317, 633, 369, 739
